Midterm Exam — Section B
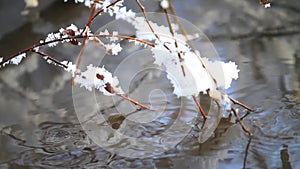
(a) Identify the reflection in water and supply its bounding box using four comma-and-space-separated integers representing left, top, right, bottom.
0, 118, 244, 169
0, 0, 300, 169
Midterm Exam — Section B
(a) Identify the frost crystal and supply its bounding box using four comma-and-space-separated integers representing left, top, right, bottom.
114, 7, 136, 22
109, 31, 119, 42
10, 53, 26, 65
45, 33, 61, 47
66, 24, 79, 33
100, 29, 110, 36
61, 61, 77, 73
104, 43, 122, 55
33, 46, 40, 52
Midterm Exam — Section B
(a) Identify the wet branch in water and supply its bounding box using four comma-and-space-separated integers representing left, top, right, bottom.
192, 95, 208, 120
231, 107, 252, 136
243, 135, 253, 169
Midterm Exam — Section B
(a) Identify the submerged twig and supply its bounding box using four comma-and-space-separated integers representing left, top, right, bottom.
192, 95, 208, 120
243, 135, 253, 169
231, 107, 252, 136
240, 111, 251, 121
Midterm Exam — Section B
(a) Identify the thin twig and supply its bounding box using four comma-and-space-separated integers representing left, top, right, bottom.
192, 95, 208, 120
118, 94, 152, 111
231, 107, 252, 136
240, 111, 251, 121
0, 37, 74, 66
167, 0, 192, 49
73, 1, 99, 85
243, 135, 253, 169
136, 0, 160, 40
228, 96, 255, 112
163, 7, 186, 76
136, 0, 174, 54
113, 34, 155, 47
0, 34, 154, 67
34, 50, 68, 68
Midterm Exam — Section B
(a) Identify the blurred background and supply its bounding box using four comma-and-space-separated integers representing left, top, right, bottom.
0, 0, 299, 168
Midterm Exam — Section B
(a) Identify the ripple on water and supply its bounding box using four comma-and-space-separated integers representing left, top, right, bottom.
244, 103, 300, 169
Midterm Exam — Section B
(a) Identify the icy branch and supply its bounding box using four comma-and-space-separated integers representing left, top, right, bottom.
45, 60, 124, 96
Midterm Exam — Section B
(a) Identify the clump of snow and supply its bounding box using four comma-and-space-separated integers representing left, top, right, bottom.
202, 58, 239, 89
74, 64, 124, 95
104, 43, 122, 55
160, 0, 169, 9
264, 3, 271, 8
0, 53, 26, 67
61, 61, 77, 73
208, 89, 231, 112
114, 6, 136, 22
44, 59, 124, 96
122, 15, 240, 99
151, 40, 239, 97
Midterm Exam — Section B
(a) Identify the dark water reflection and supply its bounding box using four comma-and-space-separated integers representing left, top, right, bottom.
0, 0, 300, 169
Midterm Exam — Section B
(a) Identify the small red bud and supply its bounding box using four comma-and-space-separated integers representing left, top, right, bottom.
260, 0, 269, 5
96, 73, 104, 80
105, 82, 114, 94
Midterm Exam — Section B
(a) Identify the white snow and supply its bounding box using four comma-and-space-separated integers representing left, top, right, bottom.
10, 53, 26, 65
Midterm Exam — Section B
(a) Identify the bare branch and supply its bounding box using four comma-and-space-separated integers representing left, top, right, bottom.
231, 107, 252, 136
33, 50, 68, 69
243, 136, 253, 169
163, 6, 186, 76
118, 94, 152, 111
228, 95, 255, 112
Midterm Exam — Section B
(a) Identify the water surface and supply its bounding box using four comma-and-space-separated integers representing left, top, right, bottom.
0, 0, 299, 168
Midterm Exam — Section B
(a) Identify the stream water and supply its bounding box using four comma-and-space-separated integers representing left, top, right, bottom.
0, 0, 299, 169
